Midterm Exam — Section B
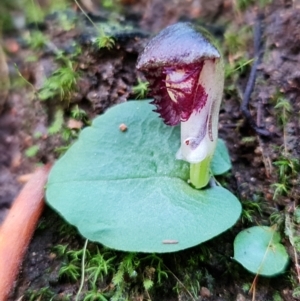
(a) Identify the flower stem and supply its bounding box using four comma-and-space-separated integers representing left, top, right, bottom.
190, 157, 211, 189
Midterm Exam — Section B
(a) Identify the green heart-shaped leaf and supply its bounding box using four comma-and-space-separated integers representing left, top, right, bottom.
234, 226, 289, 276
46, 100, 241, 252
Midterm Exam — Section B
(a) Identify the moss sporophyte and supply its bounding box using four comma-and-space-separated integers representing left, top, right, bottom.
137, 22, 224, 189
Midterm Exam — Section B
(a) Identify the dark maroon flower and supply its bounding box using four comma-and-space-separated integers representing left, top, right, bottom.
137, 22, 224, 165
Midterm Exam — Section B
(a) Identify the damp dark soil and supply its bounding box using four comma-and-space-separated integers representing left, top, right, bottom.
1, 0, 300, 300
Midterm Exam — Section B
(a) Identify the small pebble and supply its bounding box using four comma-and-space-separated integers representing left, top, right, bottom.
200, 286, 211, 298
236, 293, 246, 301
67, 119, 83, 130
17, 173, 33, 184
4, 39, 20, 53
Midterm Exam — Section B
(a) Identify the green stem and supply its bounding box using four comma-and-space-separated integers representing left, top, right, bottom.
190, 157, 211, 189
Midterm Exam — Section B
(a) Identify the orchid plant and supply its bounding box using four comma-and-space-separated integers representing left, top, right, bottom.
45, 22, 288, 275
137, 22, 224, 189
45, 22, 241, 253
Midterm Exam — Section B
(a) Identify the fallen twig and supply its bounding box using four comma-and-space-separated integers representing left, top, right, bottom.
240, 13, 270, 137
163, 264, 196, 301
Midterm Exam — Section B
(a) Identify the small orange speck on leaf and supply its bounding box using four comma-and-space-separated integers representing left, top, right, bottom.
119, 123, 127, 132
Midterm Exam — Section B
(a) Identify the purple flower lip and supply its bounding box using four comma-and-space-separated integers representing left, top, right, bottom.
148, 62, 208, 126
136, 22, 220, 126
